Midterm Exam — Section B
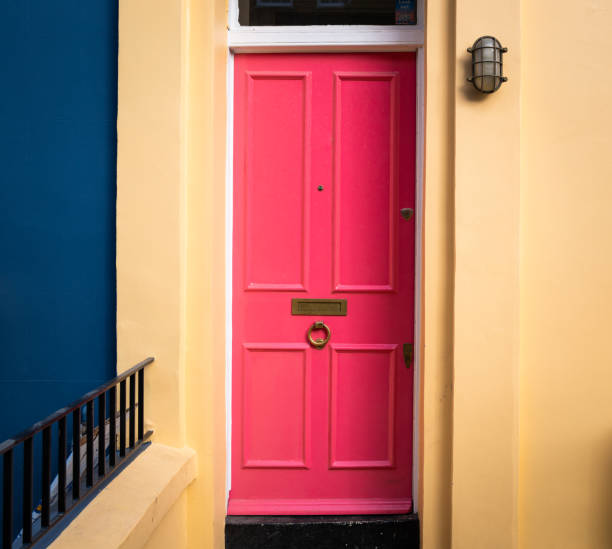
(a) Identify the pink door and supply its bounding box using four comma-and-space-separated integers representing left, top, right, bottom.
231, 53, 416, 515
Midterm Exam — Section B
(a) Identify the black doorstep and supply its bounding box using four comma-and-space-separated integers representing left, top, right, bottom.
225, 514, 419, 549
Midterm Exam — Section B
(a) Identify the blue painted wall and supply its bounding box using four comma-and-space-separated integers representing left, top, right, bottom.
0, 0, 118, 441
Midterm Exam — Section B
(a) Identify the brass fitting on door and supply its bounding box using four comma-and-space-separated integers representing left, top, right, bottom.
307, 321, 331, 349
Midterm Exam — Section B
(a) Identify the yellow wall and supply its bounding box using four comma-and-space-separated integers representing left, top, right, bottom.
422, 1, 521, 547
183, 0, 228, 547
116, 0, 612, 548
519, 1, 612, 547
420, 0, 455, 546
117, 0, 227, 547
143, 495, 188, 549
452, 1, 521, 548
117, 0, 185, 449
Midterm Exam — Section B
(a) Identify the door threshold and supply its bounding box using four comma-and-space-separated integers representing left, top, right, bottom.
225, 513, 419, 549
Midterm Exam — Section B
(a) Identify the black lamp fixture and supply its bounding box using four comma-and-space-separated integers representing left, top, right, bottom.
467, 36, 507, 93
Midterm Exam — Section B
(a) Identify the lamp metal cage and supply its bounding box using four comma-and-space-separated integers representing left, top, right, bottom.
467, 36, 508, 93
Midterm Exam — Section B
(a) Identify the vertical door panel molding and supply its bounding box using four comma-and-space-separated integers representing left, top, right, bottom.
243, 71, 312, 291
332, 71, 399, 293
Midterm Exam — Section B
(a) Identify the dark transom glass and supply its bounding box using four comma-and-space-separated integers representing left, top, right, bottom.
238, 0, 417, 26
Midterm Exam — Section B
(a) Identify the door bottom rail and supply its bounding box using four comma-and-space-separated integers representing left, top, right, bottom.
228, 497, 413, 516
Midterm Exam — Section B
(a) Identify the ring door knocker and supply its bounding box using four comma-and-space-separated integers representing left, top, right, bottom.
307, 321, 331, 349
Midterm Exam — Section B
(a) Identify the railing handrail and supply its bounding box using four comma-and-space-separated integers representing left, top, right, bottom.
0, 357, 154, 456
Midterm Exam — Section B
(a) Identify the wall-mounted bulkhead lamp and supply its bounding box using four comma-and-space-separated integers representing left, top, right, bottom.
467, 36, 507, 93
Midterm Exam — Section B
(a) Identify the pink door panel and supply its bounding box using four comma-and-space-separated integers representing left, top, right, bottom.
231, 53, 416, 515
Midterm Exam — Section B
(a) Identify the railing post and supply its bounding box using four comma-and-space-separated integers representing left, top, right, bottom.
42, 426, 51, 528
109, 386, 116, 467
120, 380, 126, 457
129, 374, 136, 448
86, 401, 94, 487
138, 368, 144, 441
23, 437, 33, 543
72, 408, 81, 500
58, 417, 66, 513
98, 393, 106, 478
3, 449, 13, 549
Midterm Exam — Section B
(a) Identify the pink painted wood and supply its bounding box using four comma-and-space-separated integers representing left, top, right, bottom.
231, 53, 416, 515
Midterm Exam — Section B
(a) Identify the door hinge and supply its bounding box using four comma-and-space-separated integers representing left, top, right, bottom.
403, 343, 414, 369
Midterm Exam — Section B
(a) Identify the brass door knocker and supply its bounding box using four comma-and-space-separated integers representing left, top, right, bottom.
307, 321, 331, 349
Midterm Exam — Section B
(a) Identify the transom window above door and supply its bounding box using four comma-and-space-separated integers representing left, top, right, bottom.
238, 0, 417, 26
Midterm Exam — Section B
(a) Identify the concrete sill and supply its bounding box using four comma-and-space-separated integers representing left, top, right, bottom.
49, 443, 197, 549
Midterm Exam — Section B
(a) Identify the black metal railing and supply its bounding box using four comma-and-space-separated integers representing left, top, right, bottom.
0, 357, 154, 548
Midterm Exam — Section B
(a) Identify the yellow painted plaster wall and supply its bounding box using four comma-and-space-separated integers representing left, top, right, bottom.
519, 2, 612, 547
453, 1, 521, 547
420, 0, 455, 547
143, 495, 188, 549
117, 0, 185, 449
183, 0, 228, 547
117, 0, 227, 547
423, 1, 521, 547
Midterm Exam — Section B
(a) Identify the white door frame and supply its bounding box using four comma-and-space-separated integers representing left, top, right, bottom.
225, 2, 425, 512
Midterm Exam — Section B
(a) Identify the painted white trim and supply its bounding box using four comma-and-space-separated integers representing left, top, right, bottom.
411, 46, 425, 514
228, 0, 239, 28
225, 51, 235, 504
225, 2, 426, 511
229, 26, 424, 52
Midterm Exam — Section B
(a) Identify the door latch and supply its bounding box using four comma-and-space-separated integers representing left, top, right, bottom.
403, 343, 414, 369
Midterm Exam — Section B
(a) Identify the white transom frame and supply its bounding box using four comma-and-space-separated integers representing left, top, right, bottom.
228, 0, 425, 51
